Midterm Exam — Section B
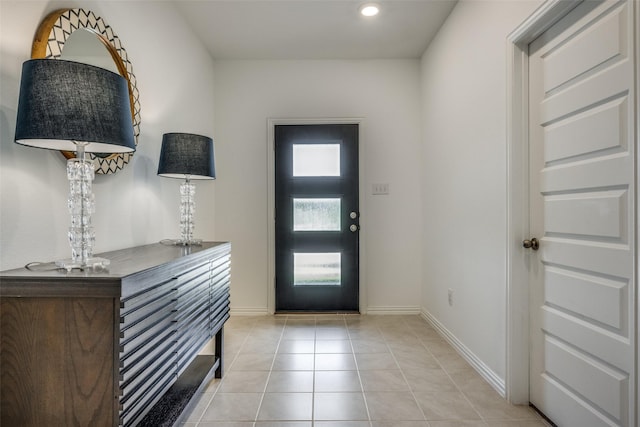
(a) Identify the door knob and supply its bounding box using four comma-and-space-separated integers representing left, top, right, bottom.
350, 224, 359, 232
523, 238, 539, 250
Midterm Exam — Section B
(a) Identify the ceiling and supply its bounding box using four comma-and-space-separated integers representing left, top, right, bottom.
171, 0, 458, 60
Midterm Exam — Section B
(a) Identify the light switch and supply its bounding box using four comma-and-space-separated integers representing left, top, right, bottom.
372, 183, 389, 195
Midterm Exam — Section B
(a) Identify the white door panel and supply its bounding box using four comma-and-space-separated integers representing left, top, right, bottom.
544, 335, 628, 421
544, 266, 627, 330
542, 307, 632, 372
540, 154, 632, 193
543, 11, 626, 93
539, 375, 625, 427
544, 97, 628, 164
542, 239, 633, 278
528, 1, 636, 426
542, 5, 627, 93
540, 67, 630, 126
544, 190, 627, 239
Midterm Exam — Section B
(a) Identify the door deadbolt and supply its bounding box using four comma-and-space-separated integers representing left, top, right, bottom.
522, 238, 539, 250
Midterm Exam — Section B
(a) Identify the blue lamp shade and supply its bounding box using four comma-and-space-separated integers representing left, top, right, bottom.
14, 59, 135, 153
157, 133, 216, 180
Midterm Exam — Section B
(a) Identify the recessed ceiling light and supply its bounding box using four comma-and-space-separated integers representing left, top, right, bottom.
359, 3, 380, 17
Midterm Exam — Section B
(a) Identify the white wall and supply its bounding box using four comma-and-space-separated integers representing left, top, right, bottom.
0, 1, 216, 270
420, 0, 542, 383
213, 59, 423, 313
0, 0, 552, 391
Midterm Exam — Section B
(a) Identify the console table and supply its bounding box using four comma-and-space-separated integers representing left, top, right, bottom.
0, 242, 231, 427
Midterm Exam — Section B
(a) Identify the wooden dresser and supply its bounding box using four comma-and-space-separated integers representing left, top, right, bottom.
0, 242, 231, 427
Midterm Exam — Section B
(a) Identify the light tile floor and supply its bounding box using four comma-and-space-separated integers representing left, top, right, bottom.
183, 315, 550, 427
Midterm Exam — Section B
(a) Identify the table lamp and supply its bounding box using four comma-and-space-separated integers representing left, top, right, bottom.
14, 59, 136, 271
157, 133, 216, 246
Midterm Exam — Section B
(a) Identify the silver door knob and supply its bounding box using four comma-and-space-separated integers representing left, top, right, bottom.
523, 238, 539, 250
350, 224, 359, 232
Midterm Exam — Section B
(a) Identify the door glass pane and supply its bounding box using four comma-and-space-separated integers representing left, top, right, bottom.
293, 144, 340, 176
294, 253, 341, 286
293, 198, 341, 231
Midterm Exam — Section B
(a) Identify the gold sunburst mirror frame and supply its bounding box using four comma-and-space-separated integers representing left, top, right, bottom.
31, 8, 141, 174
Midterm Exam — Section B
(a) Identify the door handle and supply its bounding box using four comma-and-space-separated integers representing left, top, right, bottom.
523, 238, 539, 250
350, 224, 359, 232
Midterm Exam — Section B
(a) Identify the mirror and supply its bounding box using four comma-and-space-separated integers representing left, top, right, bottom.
61, 29, 120, 74
31, 8, 141, 174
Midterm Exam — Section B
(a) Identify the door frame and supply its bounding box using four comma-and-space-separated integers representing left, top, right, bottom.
505, 0, 590, 404
267, 118, 366, 314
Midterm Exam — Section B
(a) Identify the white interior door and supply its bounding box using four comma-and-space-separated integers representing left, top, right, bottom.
528, 1, 636, 426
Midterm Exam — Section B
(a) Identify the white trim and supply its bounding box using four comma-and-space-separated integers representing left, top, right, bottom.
266, 118, 366, 314
421, 309, 506, 397
367, 306, 421, 315
505, 0, 583, 405
508, 0, 580, 47
635, 0, 640, 421
229, 307, 271, 316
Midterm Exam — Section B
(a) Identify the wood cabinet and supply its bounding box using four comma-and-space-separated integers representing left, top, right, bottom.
0, 242, 230, 427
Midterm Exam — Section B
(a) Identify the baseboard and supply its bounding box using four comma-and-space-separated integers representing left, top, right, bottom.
421, 309, 506, 397
229, 307, 271, 316
230, 306, 423, 316
367, 306, 422, 315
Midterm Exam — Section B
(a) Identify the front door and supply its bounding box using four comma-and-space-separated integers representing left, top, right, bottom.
274, 124, 359, 312
527, 1, 636, 426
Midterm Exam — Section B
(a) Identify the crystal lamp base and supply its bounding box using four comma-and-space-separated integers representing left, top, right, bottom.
55, 256, 110, 272
165, 238, 203, 246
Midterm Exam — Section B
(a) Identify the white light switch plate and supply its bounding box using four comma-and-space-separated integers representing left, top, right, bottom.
372, 183, 389, 195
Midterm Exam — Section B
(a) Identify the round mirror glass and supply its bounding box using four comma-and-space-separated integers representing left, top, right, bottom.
60, 29, 120, 74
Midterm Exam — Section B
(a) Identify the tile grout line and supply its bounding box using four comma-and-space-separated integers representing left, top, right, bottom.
410, 318, 489, 425
346, 315, 375, 427
194, 317, 258, 426
411, 319, 486, 425
413, 317, 491, 424
252, 314, 289, 424
381, 317, 430, 424
311, 315, 317, 425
